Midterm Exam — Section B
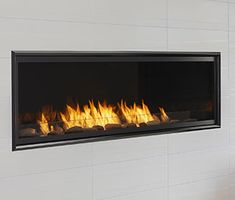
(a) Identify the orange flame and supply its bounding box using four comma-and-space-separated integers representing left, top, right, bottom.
37, 113, 53, 135
37, 100, 169, 134
159, 107, 169, 122
60, 101, 120, 129
119, 100, 155, 125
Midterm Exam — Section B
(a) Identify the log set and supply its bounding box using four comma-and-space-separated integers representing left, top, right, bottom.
19, 118, 189, 138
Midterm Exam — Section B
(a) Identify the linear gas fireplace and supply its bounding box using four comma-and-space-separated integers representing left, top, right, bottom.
12, 51, 220, 150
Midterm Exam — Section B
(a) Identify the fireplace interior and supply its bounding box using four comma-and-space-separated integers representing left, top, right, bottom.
12, 52, 220, 150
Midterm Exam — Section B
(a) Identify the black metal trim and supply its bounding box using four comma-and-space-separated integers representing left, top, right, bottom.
11, 51, 221, 151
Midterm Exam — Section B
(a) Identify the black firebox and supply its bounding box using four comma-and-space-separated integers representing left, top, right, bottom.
12, 51, 221, 150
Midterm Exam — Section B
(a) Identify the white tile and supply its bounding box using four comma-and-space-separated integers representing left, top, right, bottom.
230, 126, 235, 145
0, 143, 92, 178
168, 128, 228, 154
169, 148, 229, 185
0, 138, 11, 152
168, 0, 228, 30
0, 0, 92, 22
168, 28, 228, 69
93, 134, 167, 165
0, 167, 93, 200
228, 145, 235, 171
229, 3, 235, 31
230, 95, 235, 118
229, 31, 235, 90
0, 97, 10, 138
169, 176, 229, 200
91, 24, 167, 50
222, 95, 230, 121
100, 187, 168, 200
229, 172, 235, 200
91, 0, 167, 27
94, 156, 167, 199
0, 58, 10, 97
222, 67, 230, 96
0, 18, 93, 58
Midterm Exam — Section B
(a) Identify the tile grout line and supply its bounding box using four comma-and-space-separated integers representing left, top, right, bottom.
91, 143, 95, 200
0, 16, 230, 32
166, 0, 170, 199
227, 0, 232, 181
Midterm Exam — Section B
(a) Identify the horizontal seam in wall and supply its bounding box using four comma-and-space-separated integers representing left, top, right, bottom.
168, 174, 229, 187
0, 164, 93, 181
168, 25, 228, 32
0, 16, 167, 29
0, 154, 166, 180
96, 186, 167, 200
168, 146, 229, 156
92, 154, 167, 167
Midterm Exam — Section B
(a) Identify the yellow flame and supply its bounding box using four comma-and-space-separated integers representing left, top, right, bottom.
119, 100, 154, 125
37, 113, 52, 135
60, 101, 120, 129
159, 107, 169, 122
37, 100, 169, 134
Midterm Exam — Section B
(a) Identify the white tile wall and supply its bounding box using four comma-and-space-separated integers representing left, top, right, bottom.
168, 148, 229, 185
168, 0, 228, 31
100, 187, 168, 200
0, 97, 10, 139
0, 167, 93, 200
91, 0, 167, 27
0, 0, 234, 199
169, 176, 229, 200
90, 24, 167, 50
93, 134, 167, 165
0, 19, 94, 58
0, 0, 93, 22
93, 156, 167, 199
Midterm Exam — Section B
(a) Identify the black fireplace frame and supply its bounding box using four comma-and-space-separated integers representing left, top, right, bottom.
12, 51, 221, 151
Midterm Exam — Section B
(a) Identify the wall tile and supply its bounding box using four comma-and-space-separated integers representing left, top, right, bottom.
228, 145, 235, 171
0, 167, 93, 200
229, 126, 235, 145
0, 143, 92, 178
169, 176, 229, 200
229, 172, 235, 200
0, 58, 10, 97
168, 128, 228, 155
93, 134, 167, 165
229, 3, 235, 31
229, 30, 235, 90
91, 0, 167, 27
168, 0, 228, 30
91, 24, 167, 50
0, 0, 93, 22
0, 138, 11, 152
0, 18, 93, 58
98, 187, 168, 200
93, 156, 167, 199
0, 97, 10, 139
230, 95, 235, 118
222, 67, 230, 96
169, 148, 229, 185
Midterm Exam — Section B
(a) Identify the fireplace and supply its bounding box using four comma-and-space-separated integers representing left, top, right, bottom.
12, 51, 220, 150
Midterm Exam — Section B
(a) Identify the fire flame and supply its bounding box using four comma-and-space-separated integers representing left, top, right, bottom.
118, 100, 155, 125
37, 113, 53, 135
60, 101, 120, 129
36, 100, 169, 135
159, 107, 169, 122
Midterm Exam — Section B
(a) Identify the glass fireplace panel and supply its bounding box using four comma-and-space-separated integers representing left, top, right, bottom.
12, 52, 220, 150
